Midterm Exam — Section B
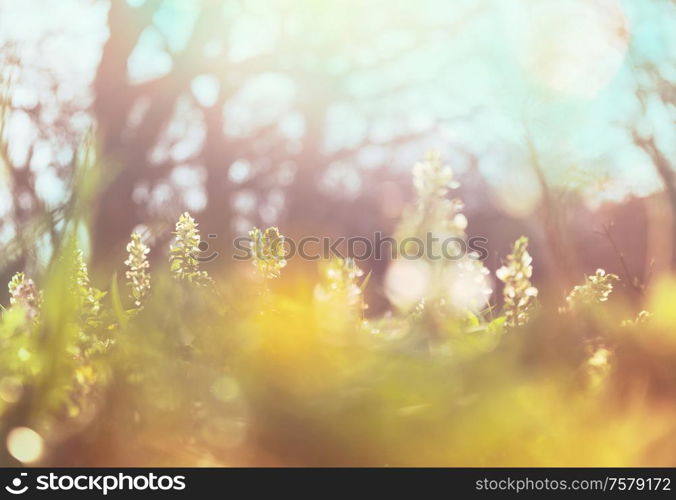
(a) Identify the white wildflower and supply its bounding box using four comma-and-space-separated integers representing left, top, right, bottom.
497, 236, 538, 327
566, 269, 618, 310
249, 226, 287, 279
8, 272, 41, 321
125, 232, 151, 307
170, 212, 212, 286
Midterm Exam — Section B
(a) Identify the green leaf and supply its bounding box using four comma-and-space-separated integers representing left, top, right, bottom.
487, 316, 507, 335
359, 270, 372, 292
466, 311, 481, 328
110, 272, 128, 330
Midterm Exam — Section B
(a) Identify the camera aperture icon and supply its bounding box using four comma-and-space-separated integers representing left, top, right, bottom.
5, 473, 28, 494
195, 234, 219, 262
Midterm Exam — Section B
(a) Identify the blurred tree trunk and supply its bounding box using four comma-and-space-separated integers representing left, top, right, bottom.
526, 137, 578, 295
90, 1, 157, 278
90, 1, 216, 279
632, 132, 676, 271
197, 93, 235, 268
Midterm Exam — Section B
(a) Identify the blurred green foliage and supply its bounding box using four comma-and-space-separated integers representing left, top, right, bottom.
1, 155, 675, 467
